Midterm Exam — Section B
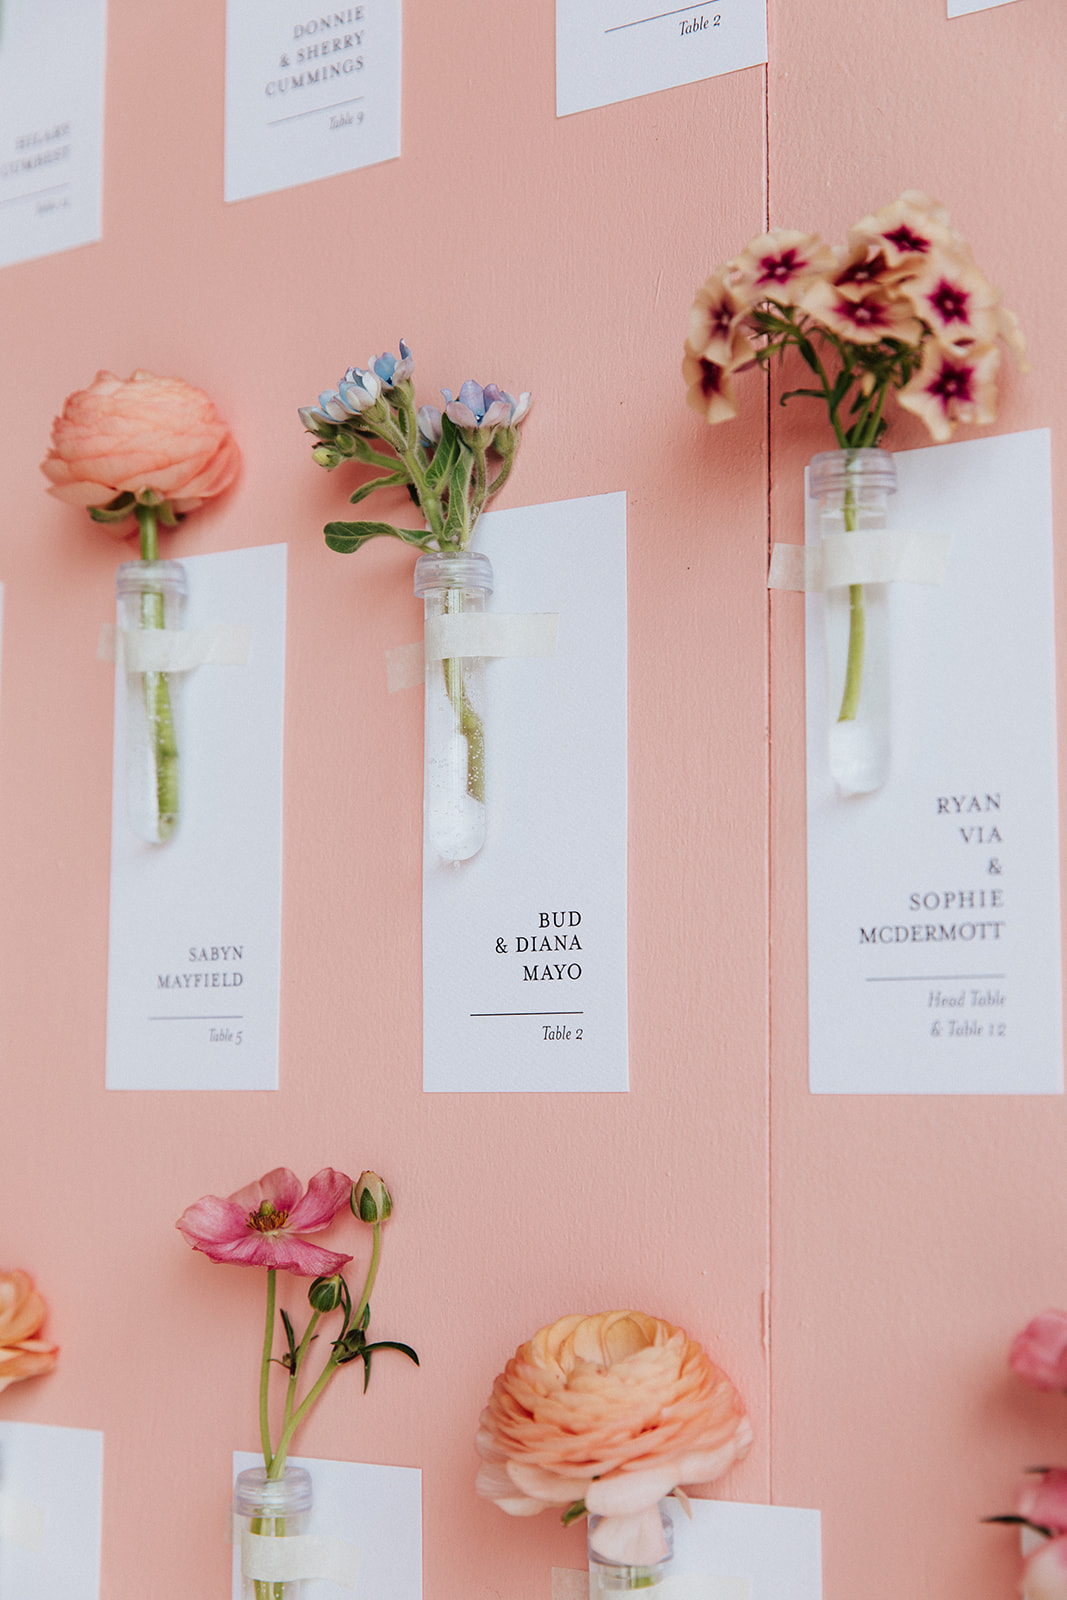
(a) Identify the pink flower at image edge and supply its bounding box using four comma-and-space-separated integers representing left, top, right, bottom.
41, 369, 240, 521
1010, 1311, 1067, 1391
177, 1167, 354, 1276
1024, 1535, 1067, 1600
0, 1270, 59, 1394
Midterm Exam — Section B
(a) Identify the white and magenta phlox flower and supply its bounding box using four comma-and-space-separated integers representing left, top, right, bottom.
897, 256, 1000, 349
728, 229, 835, 308
177, 1167, 354, 1276
849, 191, 957, 270
443, 381, 531, 436
688, 274, 749, 366
897, 340, 999, 442
802, 280, 924, 346
682, 342, 742, 425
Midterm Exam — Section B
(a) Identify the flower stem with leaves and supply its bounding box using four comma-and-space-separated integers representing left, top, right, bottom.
131, 502, 180, 837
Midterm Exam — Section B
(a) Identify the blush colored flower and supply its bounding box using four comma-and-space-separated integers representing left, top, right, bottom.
727, 229, 835, 308
0, 1270, 59, 1394
687, 275, 749, 366
41, 370, 240, 520
475, 1311, 752, 1567
802, 281, 924, 346
897, 339, 999, 442
896, 254, 1001, 349
849, 191, 957, 270
1021, 1471, 1067, 1536
176, 1167, 354, 1277
1010, 1311, 1067, 1391
1023, 1535, 1067, 1600
682, 340, 749, 425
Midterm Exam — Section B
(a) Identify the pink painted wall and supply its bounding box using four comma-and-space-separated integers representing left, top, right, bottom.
0, 0, 1063, 1596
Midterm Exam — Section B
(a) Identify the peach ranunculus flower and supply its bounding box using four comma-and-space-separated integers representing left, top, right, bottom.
475, 1311, 752, 1567
0, 1270, 59, 1394
41, 369, 240, 529
1010, 1310, 1067, 1391
1023, 1534, 1067, 1600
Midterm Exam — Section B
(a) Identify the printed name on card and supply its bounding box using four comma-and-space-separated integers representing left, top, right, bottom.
106, 545, 287, 1091
422, 493, 628, 1094
224, 0, 401, 202
805, 431, 1061, 1094
0, 0, 106, 269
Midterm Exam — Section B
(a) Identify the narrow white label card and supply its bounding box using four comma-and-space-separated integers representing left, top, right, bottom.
0, 0, 106, 269
556, 0, 766, 119
423, 493, 627, 1093
553, 1499, 821, 1600
948, 0, 1020, 15
806, 429, 1061, 1094
0, 1422, 103, 1599
106, 544, 287, 1091
232, 1452, 421, 1599
224, 0, 400, 203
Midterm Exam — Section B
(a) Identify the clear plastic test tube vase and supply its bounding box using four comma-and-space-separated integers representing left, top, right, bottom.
414, 550, 493, 862
115, 559, 187, 844
809, 448, 897, 795
233, 1464, 313, 1600
588, 1504, 674, 1592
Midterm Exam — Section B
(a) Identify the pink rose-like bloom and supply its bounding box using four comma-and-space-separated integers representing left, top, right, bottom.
476, 1311, 752, 1567
177, 1167, 354, 1277
1023, 1534, 1067, 1600
1021, 1471, 1067, 1536
41, 369, 240, 521
0, 1270, 59, 1394
1010, 1312, 1067, 1391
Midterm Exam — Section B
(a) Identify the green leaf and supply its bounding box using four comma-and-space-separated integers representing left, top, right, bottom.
348, 471, 408, 506
442, 448, 473, 546
279, 1308, 298, 1372
324, 520, 404, 553
88, 492, 137, 524
363, 1339, 420, 1365
425, 414, 460, 489
561, 1501, 588, 1528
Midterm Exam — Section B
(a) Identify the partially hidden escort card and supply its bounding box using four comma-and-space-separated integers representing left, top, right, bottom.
948, 0, 1020, 14
0, 1421, 103, 1600
422, 492, 627, 1094
806, 429, 1061, 1094
556, 0, 767, 118
224, 0, 400, 203
0, 0, 106, 269
231, 1452, 421, 1600
106, 544, 286, 1091
552, 1499, 822, 1600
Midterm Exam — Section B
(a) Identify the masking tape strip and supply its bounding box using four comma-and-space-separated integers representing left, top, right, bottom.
240, 1529, 361, 1588
97, 623, 253, 671
386, 612, 560, 692
768, 528, 952, 591
552, 1569, 751, 1600
0, 1493, 47, 1553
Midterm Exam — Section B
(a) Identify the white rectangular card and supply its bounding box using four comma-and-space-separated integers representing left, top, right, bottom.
948, 0, 1020, 15
806, 429, 1061, 1094
231, 1452, 421, 1600
0, 0, 106, 269
556, 0, 766, 118
422, 493, 627, 1093
106, 544, 287, 1091
0, 1421, 103, 1600
553, 1499, 821, 1600
224, 0, 400, 203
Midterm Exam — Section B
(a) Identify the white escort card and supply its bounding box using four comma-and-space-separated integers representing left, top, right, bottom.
948, 0, 1020, 15
556, 0, 766, 118
552, 1499, 822, 1600
0, 1422, 103, 1599
106, 544, 287, 1091
0, 0, 106, 269
422, 493, 627, 1094
231, 1452, 421, 1599
224, 0, 400, 203
806, 429, 1061, 1094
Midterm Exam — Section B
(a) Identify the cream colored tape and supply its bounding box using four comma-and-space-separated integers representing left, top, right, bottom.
0, 1493, 47, 1553
97, 623, 253, 671
551, 1569, 751, 1600
386, 612, 560, 692
240, 1529, 361, 1587
768, 529, 952, 591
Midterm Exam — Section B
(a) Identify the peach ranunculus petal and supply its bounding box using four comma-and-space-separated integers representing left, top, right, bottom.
475, 1311, 751, 1567
0, 1271, 59, 1392
41, 369, 240, 521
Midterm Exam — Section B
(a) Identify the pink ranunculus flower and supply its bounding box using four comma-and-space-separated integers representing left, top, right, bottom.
0, 1270, 59, 1394
177, 1167, 354, 1277
1021, 1470, 1067, 1536
1010, 1311, 1067, 1391
1023, 1534, 1067, 1600
475, 1311, 752, 1567
41, 369, 240, 525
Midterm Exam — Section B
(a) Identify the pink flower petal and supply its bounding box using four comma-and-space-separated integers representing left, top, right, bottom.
192, 1230, 351, 1276
287, 1168, 353, 1232
176, 1195, 252, 1248
228, 1167, 304, 1215
1024, 1535, 1067, 1600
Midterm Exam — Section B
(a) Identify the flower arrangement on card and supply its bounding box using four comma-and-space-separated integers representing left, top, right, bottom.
178, 1167, 417, 1600
0, 1270, 58, 1393
42, 370, 240, 843
684, 192, 1025, 794
300, 345, 531, 862
988, 1311, 1067, 1598
475, 1310, 751, 1592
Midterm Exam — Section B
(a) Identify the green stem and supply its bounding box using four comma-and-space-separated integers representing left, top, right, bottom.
351, 1222, 382, 1331
441, 587, 485, 805
279, 1310, 320, 1446
259, 1268, 276, 1473
836, 471, 865, 723
133, 504, 179, 841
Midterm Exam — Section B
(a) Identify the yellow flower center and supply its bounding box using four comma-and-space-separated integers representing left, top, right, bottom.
247, 1202, 289, 1233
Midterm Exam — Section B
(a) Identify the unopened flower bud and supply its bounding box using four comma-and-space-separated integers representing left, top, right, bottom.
353, 1171, 392, 1224
312, 444, 342, 470
308, 1274, 346, 1312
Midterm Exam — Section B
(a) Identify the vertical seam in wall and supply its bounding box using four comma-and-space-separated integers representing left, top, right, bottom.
762, 40, 774, 1509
